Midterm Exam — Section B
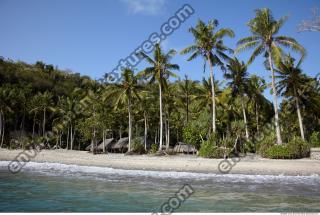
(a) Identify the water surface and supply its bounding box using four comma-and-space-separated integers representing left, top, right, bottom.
0, 161, 319, 212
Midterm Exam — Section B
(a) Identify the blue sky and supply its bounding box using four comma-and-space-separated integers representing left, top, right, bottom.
0, 0, 319, 95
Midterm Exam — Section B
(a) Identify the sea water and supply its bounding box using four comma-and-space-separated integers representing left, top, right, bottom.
0, 161, 319, 212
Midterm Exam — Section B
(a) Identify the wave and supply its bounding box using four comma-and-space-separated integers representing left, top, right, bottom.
0, 161, 319, 184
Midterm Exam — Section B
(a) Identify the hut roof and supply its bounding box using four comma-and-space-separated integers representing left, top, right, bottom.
174, 142, 197, 153
97, 138, 115, 150
112, 137, 129, 149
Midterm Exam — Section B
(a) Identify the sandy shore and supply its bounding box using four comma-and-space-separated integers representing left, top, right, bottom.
1, 149, 320, 176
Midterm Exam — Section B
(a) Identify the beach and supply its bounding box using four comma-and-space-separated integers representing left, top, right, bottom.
1, 149, 320, 176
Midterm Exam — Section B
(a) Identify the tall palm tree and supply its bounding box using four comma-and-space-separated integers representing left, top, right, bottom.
224, 58, 250, 140
176, 75, 196, 125
181, 19, 234, 134
276, 55, 309, 140
247, 75, 267, 136
0, 85, 13, 147
31, 91, 54, 137
106, 69, 142, 151
235, 8, 306, 144
138, 44, 179, 150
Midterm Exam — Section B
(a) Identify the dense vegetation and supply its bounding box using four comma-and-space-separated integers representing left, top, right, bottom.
0, 8, 319, 158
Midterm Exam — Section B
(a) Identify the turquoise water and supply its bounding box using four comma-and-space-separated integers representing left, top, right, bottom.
0, 161, 320, 212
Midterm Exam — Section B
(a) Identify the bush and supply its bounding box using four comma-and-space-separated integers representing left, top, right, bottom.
310, 131, 320, 147
150, 143, 158, 154
183, 124, 206, 149
256, 133, 276, 157
198, 140, 225, 158
264, 136, 309, 159
287, 136, 309, 158
244, 140, 255, 153
265, 145, 292, 159
131, 138, 146, 154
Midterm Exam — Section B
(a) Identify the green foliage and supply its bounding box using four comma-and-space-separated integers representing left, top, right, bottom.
183, 124, 206, 149
198, 140, 225, 158
131, 138, 146, 154
244, 140, 255, 153
310, 131, 320, 147
256, 132, 276, 157
265, 145, 292, 159
150, 143, 158, 154
264, 136, 309, 159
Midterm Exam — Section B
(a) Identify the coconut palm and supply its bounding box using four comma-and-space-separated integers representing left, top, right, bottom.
276, 55, 309, 140
176, 75, 196, 125
224, 58, 250, 140
138, 44, 179, 150
106, 68, 142, 151
247, 75, 267, 136
0, 85, 13, 147
235, 8, 306, 144
30, 91, 54, 137
181, 19, 234, 134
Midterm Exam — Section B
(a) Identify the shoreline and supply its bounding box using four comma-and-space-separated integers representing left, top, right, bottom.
1, 149, 320, 176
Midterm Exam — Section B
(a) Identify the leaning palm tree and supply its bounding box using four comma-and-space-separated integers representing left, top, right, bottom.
224, 58, 250, 141
105, 68, 142, 151
181, 19, 234, 134
138, 43, 179, 150
276, 55, 309, 140
235, 8, 306, 144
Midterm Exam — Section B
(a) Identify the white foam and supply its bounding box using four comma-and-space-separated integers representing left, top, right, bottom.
0, 161, 319, 184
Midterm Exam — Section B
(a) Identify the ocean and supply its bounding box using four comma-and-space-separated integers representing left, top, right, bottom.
0, 161, 319, 212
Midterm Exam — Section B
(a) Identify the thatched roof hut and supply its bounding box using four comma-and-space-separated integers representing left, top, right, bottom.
174, 142, 197, 154
97, 138, 115, 151
111, 137, 129, 152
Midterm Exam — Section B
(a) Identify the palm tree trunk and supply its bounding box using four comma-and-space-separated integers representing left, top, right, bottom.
102, 129, 106, 153
241, 97, 249, 141
43, 108, 46, 137
66, 126, 69, 150
159, 82, 163, 150
70, 124, 73, 150
1, 114, 4, 148
32, 112, 36, 139
128, 97, 132, 151
0, 111, 2, 148
256, 103, 259, 136
268, 51, 283, 145
207, 54, 216, 134
294, 89, 305, 140
166, 119, 170, 149
144, 111, 147, 151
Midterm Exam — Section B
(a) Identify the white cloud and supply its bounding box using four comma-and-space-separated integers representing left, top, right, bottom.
120, 0, 165, 15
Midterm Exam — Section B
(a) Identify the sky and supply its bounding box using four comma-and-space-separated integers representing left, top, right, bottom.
0, 0, 319, 99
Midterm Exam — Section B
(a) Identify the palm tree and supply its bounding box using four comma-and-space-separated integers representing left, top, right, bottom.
181, 19, 234, 134
31, 91, 54, 137
235, 8, 306, 144
276, 55, 309, 140
138, 44, 179, 150
0, 85, 13, 147
176, 75, 196, 125
224, 58, 250, 140
106, 68, 142, 151
247, 75, 267, 136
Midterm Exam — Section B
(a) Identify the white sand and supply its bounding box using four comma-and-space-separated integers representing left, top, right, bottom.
1, 149, 320, 176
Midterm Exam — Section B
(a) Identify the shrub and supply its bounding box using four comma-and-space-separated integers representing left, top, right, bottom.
131, 138, 146, 154
256, 132, 276, 157
150, 143, 158, 154
244, 140, 255, 153
264, 136, 309, 159
198, 140, 225, 158
183, 124, 206, 149
310, 131, 320, 147
265, 145, 292, 159
287, 136, 309, 158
